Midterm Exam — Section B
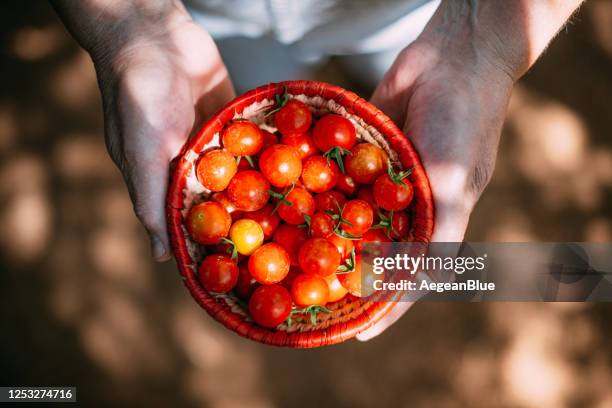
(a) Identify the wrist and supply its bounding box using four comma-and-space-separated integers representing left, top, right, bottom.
417, 0, 530, 82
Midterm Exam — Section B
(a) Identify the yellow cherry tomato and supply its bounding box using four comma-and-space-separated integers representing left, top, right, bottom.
229, 219, 264, 255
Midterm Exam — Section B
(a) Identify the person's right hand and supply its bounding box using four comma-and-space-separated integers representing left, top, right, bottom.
92, 11, 235, 261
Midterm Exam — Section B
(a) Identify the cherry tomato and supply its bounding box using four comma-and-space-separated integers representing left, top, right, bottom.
354, 228, 391, 252
274, 99, 312, 136
187, 201, 231, 245
389, 211, 410, 239
198, 254, 239, 293
277, 187, 315, 225
227, 170, 270, 212
309, 212, 335, 238
211, 192, 243, 221
314, 191, 347, 214
248, 284, 292, 328
290, 273, 330, 307
196, 149, 237, 192
312, 114, 356, 151
281, 133, 319, 160
335, 173, 357, 196
273, 224, 308, 265
229, 219, 264, 255
259, 144, 302, 187
325, 273, 349, 302
241, 204, 280, 240
248, 242, 290, 284
373, 173, 414, 211
341, 199, 374, 236
235, 262, 259, 299
298, 238, 341, 277
327, 234, 354, 259
300, 155, 339, 193
345, 143, 388, 184
260, 129, 279, 151
222, 120, 264, 156
338, 255, 381, 297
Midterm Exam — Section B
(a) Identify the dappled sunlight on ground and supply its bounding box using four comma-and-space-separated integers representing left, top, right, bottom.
1, 1, 611, 407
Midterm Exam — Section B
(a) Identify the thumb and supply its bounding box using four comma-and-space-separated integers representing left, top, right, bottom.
124, 157, 173, 262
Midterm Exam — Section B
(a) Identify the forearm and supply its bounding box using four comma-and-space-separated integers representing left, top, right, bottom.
420, 0, 584, 80
50, 0, 190, 62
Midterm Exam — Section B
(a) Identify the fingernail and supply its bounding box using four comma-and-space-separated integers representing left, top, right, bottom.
151, 236, 170, 262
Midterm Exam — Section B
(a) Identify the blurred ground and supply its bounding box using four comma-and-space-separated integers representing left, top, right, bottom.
1, 1, 612, 407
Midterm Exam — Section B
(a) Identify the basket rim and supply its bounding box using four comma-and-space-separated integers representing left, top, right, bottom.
166, 80, 434, 348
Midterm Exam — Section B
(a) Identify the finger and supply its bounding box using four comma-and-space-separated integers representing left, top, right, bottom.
356, 301, 414, 341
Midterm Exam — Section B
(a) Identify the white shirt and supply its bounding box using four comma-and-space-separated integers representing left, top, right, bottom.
184, 0, 439, 58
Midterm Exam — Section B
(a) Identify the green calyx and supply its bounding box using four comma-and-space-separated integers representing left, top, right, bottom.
219, 237, 239, 260
286, 305, 332, 327
371, 210, 398, 239
337, 247, 356, 274
265, 86, 290, 117
323, 146, 352, 173
387, 161, 414, 185
268, 184, 295, 214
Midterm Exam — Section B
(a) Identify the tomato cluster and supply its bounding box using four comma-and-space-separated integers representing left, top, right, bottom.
186, 96, 415, 329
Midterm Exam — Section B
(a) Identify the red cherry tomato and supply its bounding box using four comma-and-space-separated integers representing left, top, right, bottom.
298, 237, 341, 277
309, 212, 335, 238
248, 284, 292, 328
241, 204, 280, 240
248, 242, 290, 284
273, 224, 308, 266
281, 133, 319, 160
345, 143, 389, 184
338, 255, 381, 297
312, 114, 356, 151
390, 211, 410, 239
235, 262, 259, 299
300, 155, 339, 193
327, 234, 354, 259
373, 173, 414, 211
187, 201, 231, 245
325, 273, 349, 302
290, 273, 330, 307
222, 120, 264, 156
196, 149, 238, 192
314, 191, 347, 214
354, 228, 391, 252
335, 173, 357, 196
277, 187, 315, 225
227, 170, 270, 212
341, 199, 374, 236
260, 129, 279, 152
259, 144, 302, 187
198, 254, 239, 293
274, 99, 312, 136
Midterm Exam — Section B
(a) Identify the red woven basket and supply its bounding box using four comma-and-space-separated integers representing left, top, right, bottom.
167, 80, 434, 347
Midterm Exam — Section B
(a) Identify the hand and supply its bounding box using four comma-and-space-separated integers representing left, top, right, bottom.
357, 37, 515, 340
93, 14, 235, 261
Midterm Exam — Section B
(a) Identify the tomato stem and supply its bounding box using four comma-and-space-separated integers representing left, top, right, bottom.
371, 210, 398, 239
219, 237, 239, 260
269, 184, 295, 214
264, 86, 290, 117
387, 161, 414, 185
337, 247, 356, 274
323, 146, 352, 173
